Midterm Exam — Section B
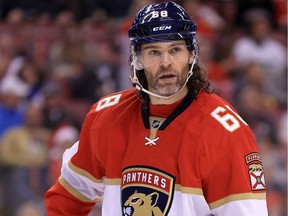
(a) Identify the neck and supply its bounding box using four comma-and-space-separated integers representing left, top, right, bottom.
149, 86, 188, 105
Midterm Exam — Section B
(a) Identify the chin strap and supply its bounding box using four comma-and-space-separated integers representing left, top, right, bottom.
129, 55, 196, 99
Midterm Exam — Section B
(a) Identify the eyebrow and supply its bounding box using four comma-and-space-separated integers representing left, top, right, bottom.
142, 41, 187, 50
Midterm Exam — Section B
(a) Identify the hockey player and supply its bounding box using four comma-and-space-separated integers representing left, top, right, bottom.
45, 1, 268, 215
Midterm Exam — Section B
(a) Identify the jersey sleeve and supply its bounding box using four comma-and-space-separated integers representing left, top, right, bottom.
45, 90, 136, 215
45, 180, 97, 215
45, 103, 106, 215
199, 103, 268, 215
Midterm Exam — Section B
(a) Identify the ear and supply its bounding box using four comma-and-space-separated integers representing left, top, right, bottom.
189, 52, 197, 64
149, 192, 159, 207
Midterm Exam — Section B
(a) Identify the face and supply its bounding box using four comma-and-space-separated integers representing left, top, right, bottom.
139, 40, 191, 97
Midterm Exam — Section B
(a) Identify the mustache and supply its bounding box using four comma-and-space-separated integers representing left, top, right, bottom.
156, 65, 176, 75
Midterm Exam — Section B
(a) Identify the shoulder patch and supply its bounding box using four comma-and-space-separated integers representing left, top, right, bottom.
245, 152, 266, 191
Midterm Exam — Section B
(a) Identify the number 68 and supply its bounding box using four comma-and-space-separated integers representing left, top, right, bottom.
152, 10, 168, 18
211, 105, 248, 132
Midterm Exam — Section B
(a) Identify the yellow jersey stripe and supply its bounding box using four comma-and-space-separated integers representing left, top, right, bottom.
209, 192, 266, 209
58, 175, 102, 203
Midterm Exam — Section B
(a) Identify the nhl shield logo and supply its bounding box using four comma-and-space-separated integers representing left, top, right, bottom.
121, 166, 175, 216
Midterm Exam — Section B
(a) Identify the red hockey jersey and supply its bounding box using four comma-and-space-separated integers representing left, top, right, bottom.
45, 88, 268, 215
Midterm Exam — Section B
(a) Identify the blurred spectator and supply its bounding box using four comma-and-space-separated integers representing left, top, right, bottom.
0, 76, 27, 138
0, 104, 49, 166
53, 10, 76, 29
48, 24, 84, 74
0, 31, 17, 59
184, 0, 226, 34
233, 9, 287, 105
198, 33, 237, 102
27, 13, 56, 71
236, 85, 278, 143
0, 54, 11, 80
0, 104, 50, 216
277, 111, 287, 145
182, 0, 224, 39
69, 41, 119, 102
235, 0, 276, 27
17, 61, 46, 102
233, 62, 281, 111
38, 81, 73, 129
1, 54, 47, 104
48, 124, 79, 185
3, 8, 25, 25
213, 0, 238, 29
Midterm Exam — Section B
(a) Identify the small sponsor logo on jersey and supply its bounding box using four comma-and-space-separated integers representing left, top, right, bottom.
121, 166, 175, 216
245, 152, 266, 191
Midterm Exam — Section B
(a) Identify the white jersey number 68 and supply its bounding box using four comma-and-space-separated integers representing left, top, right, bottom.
211, 105, 248, 132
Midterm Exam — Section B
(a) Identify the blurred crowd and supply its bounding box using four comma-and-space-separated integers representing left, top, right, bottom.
0, 0, 286, 215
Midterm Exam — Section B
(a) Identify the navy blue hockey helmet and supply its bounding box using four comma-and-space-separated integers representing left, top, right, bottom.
128, 1, 198, 53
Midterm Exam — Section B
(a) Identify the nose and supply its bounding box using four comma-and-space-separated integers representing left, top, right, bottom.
160, 52, 171, 67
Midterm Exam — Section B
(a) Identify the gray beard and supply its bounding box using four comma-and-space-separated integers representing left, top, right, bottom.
152, 80, 183, 96
146, 66, 188, 97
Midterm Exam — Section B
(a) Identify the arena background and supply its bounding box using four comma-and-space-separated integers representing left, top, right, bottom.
0, 0, 286, 215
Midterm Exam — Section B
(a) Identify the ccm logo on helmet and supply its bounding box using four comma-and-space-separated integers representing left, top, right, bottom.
153, 26, 172, 31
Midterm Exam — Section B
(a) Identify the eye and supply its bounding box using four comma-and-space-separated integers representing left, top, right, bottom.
172, 47, 180, 52
131, 197, 140, 204
170, 46, 182, 53
149, 50, 160, 56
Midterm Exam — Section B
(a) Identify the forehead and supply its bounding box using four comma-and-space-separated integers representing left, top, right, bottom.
141, 40, 187, 50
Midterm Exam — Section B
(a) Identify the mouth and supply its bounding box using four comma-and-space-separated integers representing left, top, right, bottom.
159, 73, 176, 80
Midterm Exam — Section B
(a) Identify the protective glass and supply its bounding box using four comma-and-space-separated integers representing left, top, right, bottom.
134, 40, 192, 69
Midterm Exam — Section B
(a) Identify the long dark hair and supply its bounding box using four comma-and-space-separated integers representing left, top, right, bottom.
130, 59, 213, 107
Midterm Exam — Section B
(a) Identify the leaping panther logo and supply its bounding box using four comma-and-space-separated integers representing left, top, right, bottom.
121, 166, 175, 216
123, 190, 162, 216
